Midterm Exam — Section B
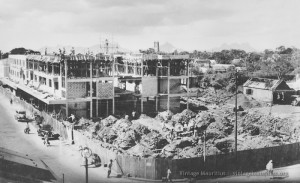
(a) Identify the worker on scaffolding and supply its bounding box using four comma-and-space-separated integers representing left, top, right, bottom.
67, 114, 76, 123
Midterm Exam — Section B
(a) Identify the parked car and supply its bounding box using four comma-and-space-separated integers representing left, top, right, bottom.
37, 124, 59, 140
291, 95, 300, 106
14, 110, 31, 122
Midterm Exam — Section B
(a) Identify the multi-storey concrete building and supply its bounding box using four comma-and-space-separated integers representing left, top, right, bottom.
0, 58, 10, 78
1, 52, 196, 119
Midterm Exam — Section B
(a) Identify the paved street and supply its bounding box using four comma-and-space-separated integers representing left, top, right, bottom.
0, 94, 140, 183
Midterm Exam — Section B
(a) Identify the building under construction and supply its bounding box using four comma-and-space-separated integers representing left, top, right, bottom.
1, 46, 196, 119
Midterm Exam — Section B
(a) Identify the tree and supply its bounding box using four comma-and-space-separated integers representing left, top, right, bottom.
268, 54, 293, 79
10, 47, 28, 55
245, 52, 262, 72
10, 47, 40, 55
291, 48, 300, 68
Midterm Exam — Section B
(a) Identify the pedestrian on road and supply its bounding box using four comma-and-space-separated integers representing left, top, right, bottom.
166, 167, 173, 183
107, 159, 113, 178
10, 98, 13, 105
44, 132, 50, 146
266, 160, 273, 175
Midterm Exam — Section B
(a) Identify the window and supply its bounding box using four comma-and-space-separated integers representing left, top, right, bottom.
54, 82, 59, 90
49, 79, 52, 87
246, 89, 253, 95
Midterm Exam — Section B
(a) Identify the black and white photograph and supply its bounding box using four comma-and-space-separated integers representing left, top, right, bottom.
0, 0, 300, 182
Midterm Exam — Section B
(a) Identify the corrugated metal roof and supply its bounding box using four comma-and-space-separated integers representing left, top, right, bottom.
243, 78, 290, 91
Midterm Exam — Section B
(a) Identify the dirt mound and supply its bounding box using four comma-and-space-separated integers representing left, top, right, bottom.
215, 137, 235, 153
97, 127, 117, 143
133, 115, 163, 132
127, 144, 154, 157
115, 130, 137, 150
171, 109, 197, 124
156, 110, 173, 122
175, 146, 201, 159
102, 115, 118, 127
129, 123, 151, 136
140, 131, 166, 150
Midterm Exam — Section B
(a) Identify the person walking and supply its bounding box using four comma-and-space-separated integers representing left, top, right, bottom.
107, 159, 113, 178
44, 132, 50, 146
10, 98, 13, 105
24, 122, 30, 134
266, 160, 273, 176
166, 167, 173, 183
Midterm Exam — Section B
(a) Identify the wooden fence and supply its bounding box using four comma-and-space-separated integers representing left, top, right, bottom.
116, 142, 300, 180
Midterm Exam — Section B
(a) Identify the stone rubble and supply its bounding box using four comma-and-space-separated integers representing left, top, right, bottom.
77, 91, 299, 159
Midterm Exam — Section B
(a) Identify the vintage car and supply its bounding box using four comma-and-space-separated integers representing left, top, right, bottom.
291, 95, 300, 106
37, 124, 59, 140
14, 110, 31, 122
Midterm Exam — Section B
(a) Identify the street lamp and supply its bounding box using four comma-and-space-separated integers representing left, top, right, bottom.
71, 124, 75, 145
81, 147, 92, 183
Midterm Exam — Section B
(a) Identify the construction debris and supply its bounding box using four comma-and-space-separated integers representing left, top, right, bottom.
76, 89, 298, 159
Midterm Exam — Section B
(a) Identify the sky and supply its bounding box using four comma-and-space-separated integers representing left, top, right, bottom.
0, 0, 300, 53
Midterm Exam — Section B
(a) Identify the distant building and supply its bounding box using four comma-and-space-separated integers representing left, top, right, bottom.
231, 58, 243, 66
243, 78, 295, 104
193, 59, 211, 67
154, 41, 160, 53
212, 64, 235, 73
0, 58, 10, 78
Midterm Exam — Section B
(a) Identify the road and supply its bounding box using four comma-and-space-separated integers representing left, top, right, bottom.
0, 94, 140, 183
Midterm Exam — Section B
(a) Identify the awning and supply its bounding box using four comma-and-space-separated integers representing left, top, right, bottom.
0, 78, 18, 90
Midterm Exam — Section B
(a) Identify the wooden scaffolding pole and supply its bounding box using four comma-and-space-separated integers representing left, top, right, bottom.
167, 61, 170, 111
187, 60, 190, 110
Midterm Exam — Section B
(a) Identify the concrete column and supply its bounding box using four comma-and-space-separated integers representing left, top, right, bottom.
155, 96, 158, 113
52, 63, 54, 75
64, 60, 68, 117
96, 82, 98, 117
141, 97, 143, 114
125, 63, 128, 74
106, 99, 109, 117
112, 57, 115, 114
141, 59, 144, 113
99, 100, 101, 117
134, 62, 137, 75
90, 61, 93, 118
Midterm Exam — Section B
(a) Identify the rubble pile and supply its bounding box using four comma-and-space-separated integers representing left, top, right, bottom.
76, 91, 298, 159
